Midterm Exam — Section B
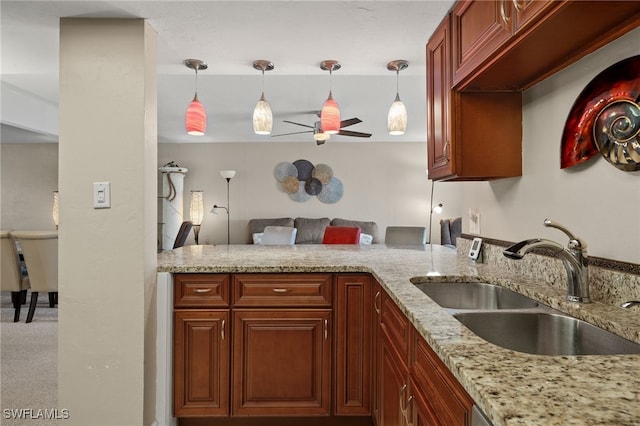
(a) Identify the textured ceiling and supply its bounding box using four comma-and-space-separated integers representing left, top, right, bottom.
1, 1, 454, 143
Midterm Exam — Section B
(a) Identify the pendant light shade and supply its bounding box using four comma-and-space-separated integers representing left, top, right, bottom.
320, 60, 341, 135
184, 59, 208, 136
387, 60, 409, 136
321, 91, 341, 134
252, 60, 274, 135
186, 94, 207, 136
387, 93, 407, 136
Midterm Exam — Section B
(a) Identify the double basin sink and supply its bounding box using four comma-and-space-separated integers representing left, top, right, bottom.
410, 279, 640, 356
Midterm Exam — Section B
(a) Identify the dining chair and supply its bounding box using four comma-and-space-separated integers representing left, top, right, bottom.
10, 231, 58, 323
1, 230, 30, 322
384, 226, 427, 245
173, 221, 193, 249
440, 217, 462, 247
322, 226, 361, 244
261, 226, 298, 245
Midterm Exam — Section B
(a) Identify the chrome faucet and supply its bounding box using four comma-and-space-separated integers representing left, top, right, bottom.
503, 219, 590, 303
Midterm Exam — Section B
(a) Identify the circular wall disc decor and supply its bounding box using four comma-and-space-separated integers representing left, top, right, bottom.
274, 159, 344, 203
560, 55, 640, 171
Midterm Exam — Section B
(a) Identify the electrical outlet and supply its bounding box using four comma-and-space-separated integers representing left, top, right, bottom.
469, 208, 481, 234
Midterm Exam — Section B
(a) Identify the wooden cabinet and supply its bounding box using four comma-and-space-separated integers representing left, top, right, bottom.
410, 327, 473, 426
334, 274, 372, 415
427, 14, 522, 181
372, 281, 382, 425
453, 0, 640, 90
232, 309, 331, 415
451, 0, 512, 87
173, 274, 231, 417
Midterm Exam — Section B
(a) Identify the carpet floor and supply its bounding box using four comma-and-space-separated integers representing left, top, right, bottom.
0, 292, 58, 425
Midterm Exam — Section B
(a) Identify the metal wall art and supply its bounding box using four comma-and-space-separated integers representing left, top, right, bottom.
275, 159, 344, 203
561, 55, 640, 171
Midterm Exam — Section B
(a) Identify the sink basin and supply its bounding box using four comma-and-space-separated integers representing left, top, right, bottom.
454, 311, 640, 356
412, 281, 539, 310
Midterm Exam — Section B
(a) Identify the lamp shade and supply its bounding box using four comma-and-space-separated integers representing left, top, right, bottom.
220, 170, 236, 180
186, 94, 207, 136
387, 93, 407, 135
189, 190, 204, 226
52, 191, 59, 228
253, 93, 273, 135
321, 92, 341, 134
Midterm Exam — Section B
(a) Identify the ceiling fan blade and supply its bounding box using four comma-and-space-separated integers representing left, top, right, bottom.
340, 118, 362, 128
338, 130, 372, 138
283, 120, 315, 129
271, 130, 314, 137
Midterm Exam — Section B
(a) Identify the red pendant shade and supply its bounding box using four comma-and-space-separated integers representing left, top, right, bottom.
321, 92, 341, 134
186, 94, 206, 136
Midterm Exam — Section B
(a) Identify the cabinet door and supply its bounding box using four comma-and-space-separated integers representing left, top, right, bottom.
232, 309, 331, 416
426, 16, 453, 180
379, 337, 407, 426
409, 377, 439, 426
372, 282, 382, 425
335, 274, 372, 415
451, 0, 512, 87
173, 310, 229, 417
512, 0, 555, 33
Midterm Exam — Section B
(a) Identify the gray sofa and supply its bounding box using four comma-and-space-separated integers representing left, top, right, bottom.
247, 217, 380, 244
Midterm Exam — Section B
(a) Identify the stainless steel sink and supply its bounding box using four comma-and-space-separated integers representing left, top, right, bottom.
411, 281, 539, 310
453, 311, 640, 356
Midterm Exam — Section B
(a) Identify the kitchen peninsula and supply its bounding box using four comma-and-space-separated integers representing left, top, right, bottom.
157, 244, 640, 426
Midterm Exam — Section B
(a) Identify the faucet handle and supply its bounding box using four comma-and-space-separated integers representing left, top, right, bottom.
543, 218, 587, 251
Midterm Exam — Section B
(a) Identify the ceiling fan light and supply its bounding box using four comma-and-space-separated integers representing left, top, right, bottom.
253, 93, 272, 135
186, 94, 207, 136
387, 93, 407, 136
321, 93, 341, 134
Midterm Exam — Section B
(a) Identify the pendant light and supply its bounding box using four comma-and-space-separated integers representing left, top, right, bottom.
387, 60, 408, 135
252, 60, 274, 135
184, 59, 208, 136
320, 60, 341, 135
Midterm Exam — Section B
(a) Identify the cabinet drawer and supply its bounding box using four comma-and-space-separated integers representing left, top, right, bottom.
174, 274, 230, 308
380, 290, 410, 365
233, 273, 332, 307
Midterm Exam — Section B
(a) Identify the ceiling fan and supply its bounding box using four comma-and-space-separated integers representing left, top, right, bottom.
271, 117, 372, 145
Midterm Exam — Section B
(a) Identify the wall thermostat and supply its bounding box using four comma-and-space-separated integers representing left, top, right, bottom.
468, 237, 483, 261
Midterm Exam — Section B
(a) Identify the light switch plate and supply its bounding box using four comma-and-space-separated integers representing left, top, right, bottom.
469, 208, 481, 234
93, 182, 111, 209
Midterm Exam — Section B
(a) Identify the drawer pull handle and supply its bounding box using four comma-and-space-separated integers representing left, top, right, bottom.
500, 0, 510, 24
324, 319, 328, 340
374, 291, 381, 315
272, 288, 291, 293
221, 319, 225, 340
193, 288, 212, 294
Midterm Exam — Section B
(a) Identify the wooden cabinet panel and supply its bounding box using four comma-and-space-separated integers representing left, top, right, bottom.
512, 0, 555, 33
451, 0, 511, 87
380, 291, 410, 367
379, 336, 408, 426
174, 273, 230, 308
335, 274, 372, 415
232, 309, 332, 416
408, 377, 439, 426
233, 273, 332, 307
411, 329, 473, 426
372, 282, 382, 425
426, 15, 453, 179
173, 310, 230, 417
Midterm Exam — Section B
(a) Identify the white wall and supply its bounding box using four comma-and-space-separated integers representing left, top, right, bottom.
158, 141, 462, 245
456, 26, 640, 264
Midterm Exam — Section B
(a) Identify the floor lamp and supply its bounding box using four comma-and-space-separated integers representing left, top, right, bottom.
212, 170, 236, 244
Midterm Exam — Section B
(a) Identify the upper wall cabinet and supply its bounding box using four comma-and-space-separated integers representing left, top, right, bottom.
453, 0, 640, 91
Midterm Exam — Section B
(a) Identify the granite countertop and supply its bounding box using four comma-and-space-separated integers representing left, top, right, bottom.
158, 244, 640, 426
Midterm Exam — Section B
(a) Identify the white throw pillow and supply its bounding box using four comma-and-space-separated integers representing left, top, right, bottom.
359, 233, 373, 245
252, 232, 264, 245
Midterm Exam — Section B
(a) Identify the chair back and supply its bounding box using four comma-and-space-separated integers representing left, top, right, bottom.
261, 226, 297, 245
1, 230, 29, 292
440, 217, 462, 247
384, 226, 427, 245
173, 221, 193, 248
322, 226, 361, 244
11, 231, 58, 292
